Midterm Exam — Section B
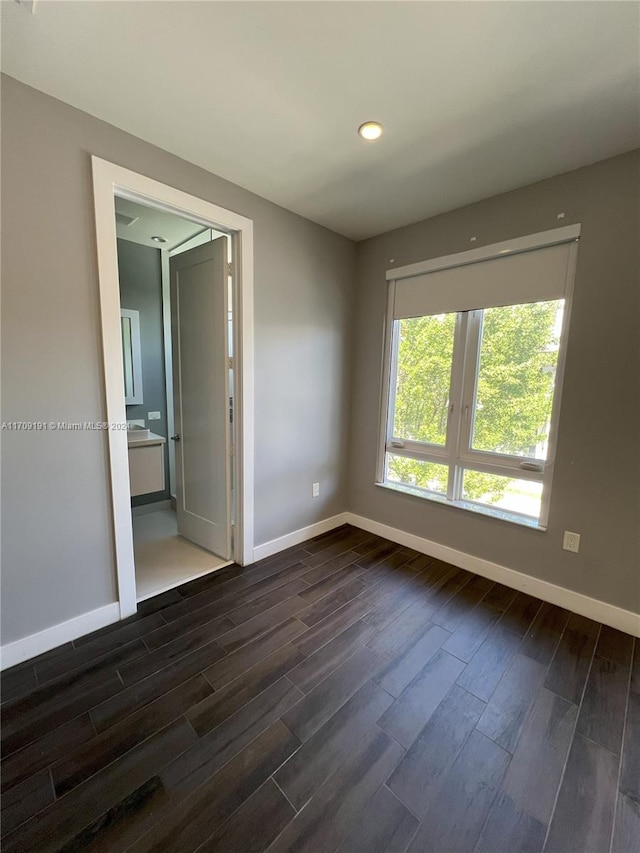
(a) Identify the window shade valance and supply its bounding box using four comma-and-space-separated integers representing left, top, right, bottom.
391, 241, 574, 319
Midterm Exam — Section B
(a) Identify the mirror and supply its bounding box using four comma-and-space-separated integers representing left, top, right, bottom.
121, 308, 143, 404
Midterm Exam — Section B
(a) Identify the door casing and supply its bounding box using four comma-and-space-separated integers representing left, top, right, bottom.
92, 156, 255, 619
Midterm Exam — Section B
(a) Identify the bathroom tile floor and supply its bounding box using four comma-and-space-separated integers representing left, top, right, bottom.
133, 509, 230, 600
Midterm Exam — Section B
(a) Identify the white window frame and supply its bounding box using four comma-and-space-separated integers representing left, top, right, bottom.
377, 225, 580, 529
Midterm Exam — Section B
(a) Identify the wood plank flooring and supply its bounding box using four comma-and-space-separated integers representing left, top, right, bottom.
1, 525, 638, 852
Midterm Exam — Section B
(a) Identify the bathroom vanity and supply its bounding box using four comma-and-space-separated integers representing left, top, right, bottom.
127, 429, 166, 496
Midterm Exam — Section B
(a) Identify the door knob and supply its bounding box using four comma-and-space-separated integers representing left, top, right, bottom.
171, 434, 181, 442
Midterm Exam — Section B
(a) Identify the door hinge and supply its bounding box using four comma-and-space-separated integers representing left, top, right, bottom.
227, 262, 233, 277
228, 357, 234, 370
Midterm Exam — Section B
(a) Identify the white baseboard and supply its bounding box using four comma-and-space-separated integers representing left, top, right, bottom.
6, 508, 636, 672
345, 512, 640, 637
0, 602, 121, 671
253, 512, 349, 563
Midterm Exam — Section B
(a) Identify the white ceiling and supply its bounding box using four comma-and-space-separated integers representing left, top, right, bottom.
2, 1, 639, 240
114, 197, 214, 251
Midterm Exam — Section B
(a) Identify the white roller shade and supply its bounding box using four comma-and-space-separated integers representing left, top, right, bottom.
392, 241, 573, 319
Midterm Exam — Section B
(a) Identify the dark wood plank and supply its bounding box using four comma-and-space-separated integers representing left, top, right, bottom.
544, 617, 599, 704
51, 776, 172, 853
187, 643, 304, 736
373, 622, 450, 698
407, 730, 510, 853
421, 568, 474, 611
611, 792, 640, 853
501, 687, 578, 824
366, 598, 436, 659
362, 580, 423, 632
430, 576, 494, 633
0, 768, 55, 837
442, 598, 502, 663
301, 536, 362, 569
131, 721, 300, 853
2, 671, 123, 757
225, 576, 309, 626
357, 547, 417, 588
1, 713, 95, 793
299, 548, 361, 586
544, 734, 618, 853
274, 679, 394, 810
4, 528, 636, 853
336, 784, 419, 853
141, 612, 234, 652
630, 637, 639, 694
595, 625, 634, 666
388, 684, 485, 819
52, 675, 213, 796
287, 619, 376, 693
1, 719, 197, 853
499, 592, 542, 636
162, 677, 303, 801
243, 548, 315, 584
456, 620, 523, 702
476, 653, 547, 752
35, 615, 164, 683
0, 666, 37, 705
90, 643, 227, 733
474, 790, 546, 853
292, 597, 373, 656
378, 649, 465, 747
518, 602, 570, 664
352, 533, 387, 556
297, 577, 368, 627
283, 646, 384, 742
197, 779, 295, 853
620, 688, 640, 803
120, 634, 226, 688
34, 638, 148, 688
217, 595, 308, 654
136, 587, 184, 613
302, 525, 355, 556
298, 561, 367, 603
268, 727, 405, 853
202, 617, 305, 690
354, 541, 402, 571
576, 653, 629, 754
480, 582, 517, 612
176, 564, 244, 598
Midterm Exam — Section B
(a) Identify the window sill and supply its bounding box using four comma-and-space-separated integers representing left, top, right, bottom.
376, 480, 547, 531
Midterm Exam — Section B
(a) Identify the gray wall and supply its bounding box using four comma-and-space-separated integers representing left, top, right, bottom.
117, 238, 170, 505
349, 150, 640, 615
0, 75, 356, 645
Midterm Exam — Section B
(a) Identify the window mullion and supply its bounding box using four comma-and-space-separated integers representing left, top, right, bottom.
446, 311, 468, 500
459, 310, 482, 456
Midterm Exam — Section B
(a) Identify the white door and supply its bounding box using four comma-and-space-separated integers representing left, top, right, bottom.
170, 237, 231, 559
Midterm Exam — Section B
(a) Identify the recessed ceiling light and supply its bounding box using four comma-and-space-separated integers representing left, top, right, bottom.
151, 236, 167, 243
358, 121, 383, 141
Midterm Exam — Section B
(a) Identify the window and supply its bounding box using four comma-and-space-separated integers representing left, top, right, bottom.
378, 227, 579, 528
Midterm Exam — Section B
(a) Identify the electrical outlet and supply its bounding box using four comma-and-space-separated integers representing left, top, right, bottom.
148, 412, 161, 420
312, 483, 320, 498
563, 531, 580, 553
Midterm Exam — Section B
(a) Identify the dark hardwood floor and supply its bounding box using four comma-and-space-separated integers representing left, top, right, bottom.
1, 525, 638, 852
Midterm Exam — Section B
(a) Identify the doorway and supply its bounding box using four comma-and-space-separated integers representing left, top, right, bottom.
92, 157, 254, 619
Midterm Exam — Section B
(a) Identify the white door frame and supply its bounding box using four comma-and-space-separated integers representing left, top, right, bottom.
92, 156, 254, 619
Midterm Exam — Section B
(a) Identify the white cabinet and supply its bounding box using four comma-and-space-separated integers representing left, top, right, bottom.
127, 433, 166, 496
